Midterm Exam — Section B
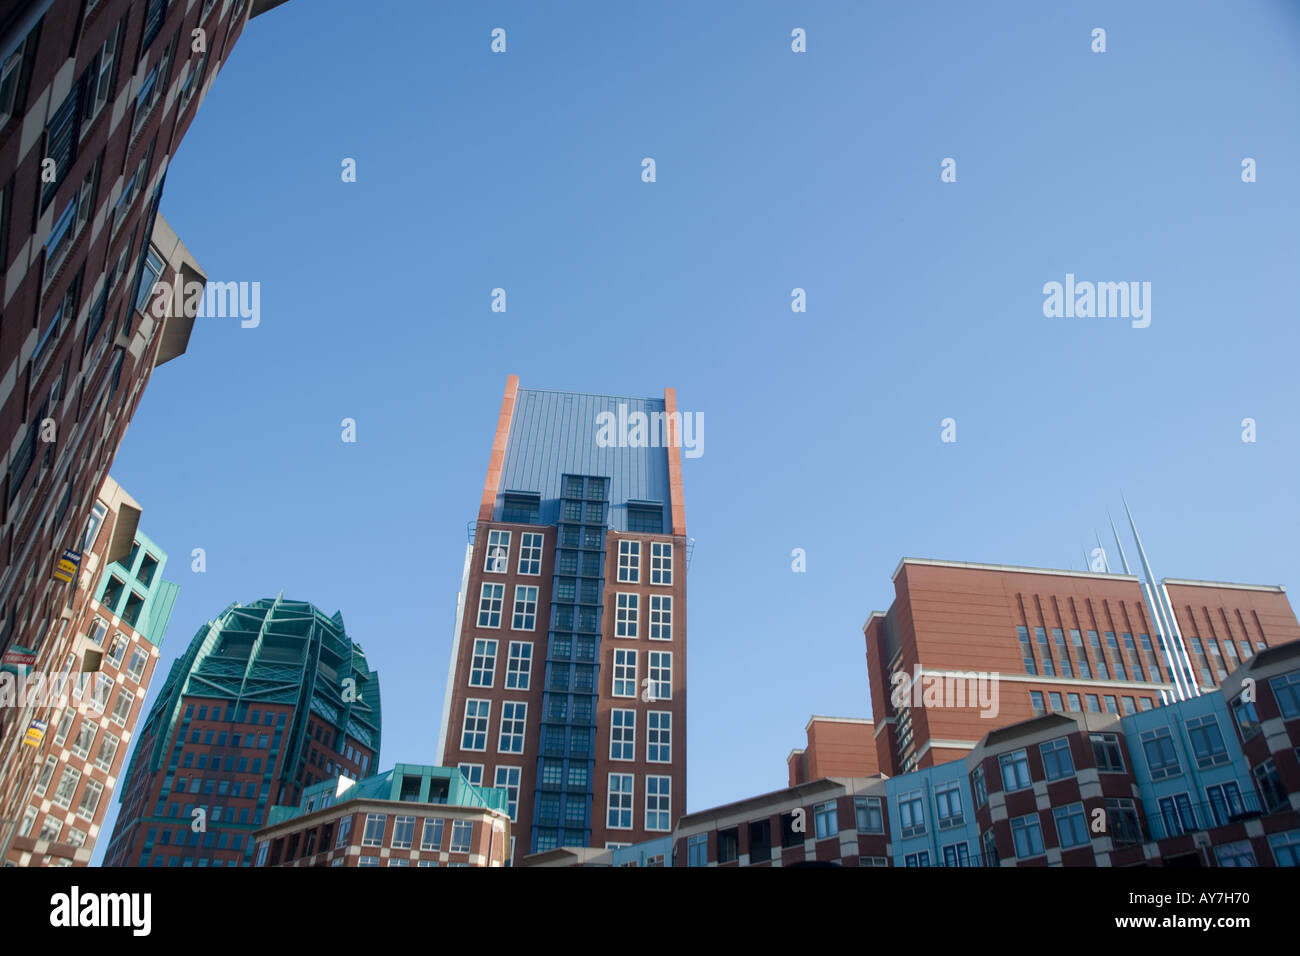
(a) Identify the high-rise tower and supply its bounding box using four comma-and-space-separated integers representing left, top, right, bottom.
437, 376, 690, 863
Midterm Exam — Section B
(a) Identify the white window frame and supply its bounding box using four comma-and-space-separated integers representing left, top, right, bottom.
648, 650, 672, 701
647, 711, 671, 763
469, 639, 497, 687
649, 594, 672, 640
477, 583, 504, 628
617, 539, 640, 583
484, 530, 510, 573
646, 775, 671, 832
506, 641, 532, 690
498, 701, 527, 754
615, 592, 639, 638
512, 585, 539, 631
612, 649, 637, 698
610, 708, 636, 761
457, 763, 483, 787
651, 541, 673, 585
607, 773, 634, 830
517, 532, 544, 575
461, 699, 491, 751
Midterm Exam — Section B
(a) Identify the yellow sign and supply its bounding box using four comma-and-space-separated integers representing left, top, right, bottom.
24, 719, 47, 747
54, 549, 81, 583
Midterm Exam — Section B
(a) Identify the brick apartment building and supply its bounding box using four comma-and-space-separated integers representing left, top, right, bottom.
787, 715, 877, 786
0, 0, 286, 850
0, 473, 176, 865
253, 764, 511, 868
101, 595, 381, 867
437, 376, 691, 863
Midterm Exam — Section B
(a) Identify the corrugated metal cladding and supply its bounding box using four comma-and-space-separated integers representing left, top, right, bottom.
497, 388, 671, 531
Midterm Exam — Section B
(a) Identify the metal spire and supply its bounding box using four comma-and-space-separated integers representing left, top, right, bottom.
1108, 513, 1132, 574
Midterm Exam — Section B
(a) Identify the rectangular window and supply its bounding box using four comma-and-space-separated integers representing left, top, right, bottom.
1030, 691, 1045, 715
999, 749, 1031, 792
392, 815, 415, 849
477, 583, 504, 628
1090, 732, 1125, 772
646, 776, 671, 831
1106, 797, 1143, 845
1232, 694, 1260, 740
34, 756, 58, 797
1040, 737, 1075, 781
687, 832, 707, 866
904, 851, 930, 867
1086, 694, 1101, 713
461, 699, 490, 751
1067, 693, 1082, 712
1035, 627, 1055, 677
484, 529, 510, 572
935, 782, 964, 829
1186, 714, 1230, 769
1010, 814, 1044, 858
1207, 782, 1246, 828
898, 790, 925, 838
469, 639, 497, 686
457, 764, 483, 787
511, 585, 538, 630
618, 539, 640, 582
52, 768, 82, 809
610, 708, 635, 760
607, 774, 634, 829
648, 651, 672, 701
498, 701, 526, 753
612, 649, 637, 698
362, 813, 386, 846
648, 594, 672, 640
494, 767, 520, 822
1017, 626, 1037, 675
126, 647, 149, 681
450, 820, 473, 853
1053, 802, 1089, 848
1254, 759, 1287, 812
942, 842, 971, 867
647, 711, 671, 762
421, 817, 443, 850
505, 641, 532, 690
650, 541, 673, 585
971, 765, 987, 808
110, 687, 135, 725
855, 796, 884, 833
516, 532, 543, 575
1267, 830, 1300, 867
615, 593, 639, 638
70, 721, 96, 759
814, 800, 838, 839
1270, 672, 1300, 719
1158, 793, 1196, 838
502, 492, 540, 524
1215, 840, 1257, 867
1140, 727, 1182, 780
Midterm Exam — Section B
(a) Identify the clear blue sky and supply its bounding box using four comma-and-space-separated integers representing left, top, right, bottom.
93, 0, 1300, 861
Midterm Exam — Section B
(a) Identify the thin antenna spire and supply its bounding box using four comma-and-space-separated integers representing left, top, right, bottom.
1108, 513, 1132, 574
1093, 531, 1110, 573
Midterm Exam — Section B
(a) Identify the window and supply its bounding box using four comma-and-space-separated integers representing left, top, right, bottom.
126, 647, 149, 681
52, 768, 81, 809
648, 651, 672, 701
942, 842, 971, 867
1231, 694, 1260, 740
904, 851, 930, 867
477, 584, 504, 628
71, 722, 96, 759
612, 649, 637, 697
39, 817, 63, 842
461, 699, 490, 751
617, 539, 640, 582
110, 687, 135, 725
502, 493, 539, 524
484, 530, 510, 572
132, 32, 176, 134
1086, 693, 1101, 713
607, 774, 633, 829
935, 782, 964, 829
498, 701, 526, 753
1017, 626, 1037, 674
1030, 691, 1045, 715
646, 776, 671, 831
982, 828, 999, 867
615, 593, 638, 638
83, 22, 120, 130
450, 820, 473, 853
687, 833, 707, 866
1254, 759, 1287, 812
1040, 738, 1075, 781
1106, 797, 1143, 845
1053, 802, 1089, 848
494, 767, 520, 822
1090, 733, 1125, 773
648, 595, 672, 640
1067, 693, 1082, 712
1104, 695, 1119, 715
999, 750, 1031, 792
971, 765, 987, 808
1010, 814, 1044, 858
1140, 728, 1181, 780
1215, 840, 1257, 867
1121, 696, 1136, 715
627, 503, 663, 534
357, 855, 380, 867
421, 818, 443, 850
88, 617, 109, 648
898, 790, 925, 837
610, 708, 635, 760
1268, 830, 1300, 867
1271, 672, 1300, 719
34, 756, 58, 797
177, 46, 208, 113
505, 641, 532, 690
647, 711, 671, 762
392, 816, 415, 849
1158, 793, 1196, 838
1186, 714, 1230, 769
814, 800, 838, 839
361, 814, 386, 846
469, 639, 496, 686
1050, 692, 1064, 712
855, 796, 884, 833
517, 532, 543, 575
650, 541, 673, 585
717, 828, 739, 863
1207, 782, 1246, 827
